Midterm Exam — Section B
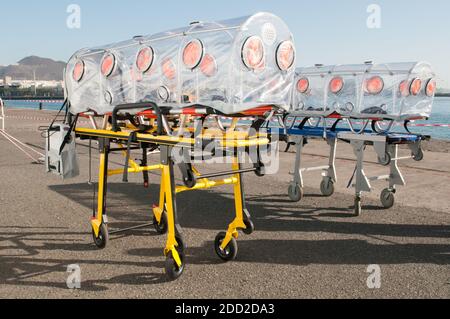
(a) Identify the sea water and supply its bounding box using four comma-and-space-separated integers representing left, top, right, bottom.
411, 97, 450, 140
3, 100, 65, 111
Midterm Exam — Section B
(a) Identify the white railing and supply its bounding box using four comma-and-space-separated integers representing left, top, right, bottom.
0, 98, 4, 131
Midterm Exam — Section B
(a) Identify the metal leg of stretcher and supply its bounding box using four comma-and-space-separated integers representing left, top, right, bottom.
373, 142, 405, 209
153, 148, 255, 266
153, 144, 258, 271
350, 140, 406, 216
322, 137, 338, 196
388, 145, 406, 189
215, 152, 254, 262
351, 141, 372, 216
90, 138, 163, 248
379, 144, 405, 210
288, 136, 305, 202
91, 138, 110, 249
409, 140, 424, 161
288, 136, 338, 202
157, 145, 185, 280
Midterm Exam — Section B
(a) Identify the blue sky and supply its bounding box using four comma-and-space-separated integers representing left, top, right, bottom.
1, 0, 450, 87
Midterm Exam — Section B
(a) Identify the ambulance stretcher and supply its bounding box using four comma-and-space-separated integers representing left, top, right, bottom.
74, 102, 271, 280
268, 116, 428, 216
57, 12, 298, 280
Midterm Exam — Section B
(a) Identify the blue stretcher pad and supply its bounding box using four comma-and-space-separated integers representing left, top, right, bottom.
268, 126, 428, 144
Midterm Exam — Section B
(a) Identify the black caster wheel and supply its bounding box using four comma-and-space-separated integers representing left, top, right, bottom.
214, 232, 238, 262
320, 178, 335, 197
288, 184, 303, 202
255, 163, 265, 177
183, 169, 197, 188
380, 188, 395, 209
284, 142, 295, 153
92, 223, 109, 249
354, 197, 362, 217
165, 250, 185, 281
153, 211, 168, 235
242, 219, 255, 235
413, 149, 424, 162
175, 235, 186, 254
378, 152, 391, 166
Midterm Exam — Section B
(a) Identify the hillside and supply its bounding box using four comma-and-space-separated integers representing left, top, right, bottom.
0, 56, 66, 81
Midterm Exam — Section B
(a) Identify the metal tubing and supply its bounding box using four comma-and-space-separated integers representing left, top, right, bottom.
197, 168, 256, 180
176, 177, 238, 194
108, 164, 163, 177
109, 223, 155, 235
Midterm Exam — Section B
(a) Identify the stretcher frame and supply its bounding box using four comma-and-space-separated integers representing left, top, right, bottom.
270, 116, 338, 202
340, 131, 428, 216
270, 115, 428, 216
74, 102, 271, 280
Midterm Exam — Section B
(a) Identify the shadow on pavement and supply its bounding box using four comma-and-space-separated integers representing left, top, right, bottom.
0, 180, 448, 292
48, 182, 450, 239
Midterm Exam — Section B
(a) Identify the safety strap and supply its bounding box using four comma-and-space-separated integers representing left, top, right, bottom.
142, 146, 149, 187
122, 132, 137, 183
284, 141, 294, 153
347, 166, 358, 189
297, 117, 310, 130
58, 114, 79, 155
48, 99, 68, 130
404, 120, 412, 134
331, 119, 342, 132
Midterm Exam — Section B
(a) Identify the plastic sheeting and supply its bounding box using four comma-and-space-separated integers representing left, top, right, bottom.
291, 62, 435, 121
65, 12, 296, 116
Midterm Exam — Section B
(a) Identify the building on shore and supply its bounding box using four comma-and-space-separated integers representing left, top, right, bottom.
0, 77, 63, 89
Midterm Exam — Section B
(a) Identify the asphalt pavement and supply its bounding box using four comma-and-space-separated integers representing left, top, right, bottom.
0, 110, 449, 299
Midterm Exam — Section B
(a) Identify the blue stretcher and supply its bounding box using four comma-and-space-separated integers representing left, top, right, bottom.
268, 123, 429, 216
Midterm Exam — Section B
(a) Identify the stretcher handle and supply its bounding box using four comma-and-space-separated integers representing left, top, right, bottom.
112, 102, 162, 135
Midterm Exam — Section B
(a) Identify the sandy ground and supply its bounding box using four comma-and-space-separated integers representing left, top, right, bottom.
0, 109, 449, 299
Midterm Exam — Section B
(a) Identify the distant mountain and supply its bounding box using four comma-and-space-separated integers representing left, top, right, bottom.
0, 56, 66, 81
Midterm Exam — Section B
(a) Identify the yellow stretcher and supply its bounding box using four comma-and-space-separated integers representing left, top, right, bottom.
74, 103, 271, 280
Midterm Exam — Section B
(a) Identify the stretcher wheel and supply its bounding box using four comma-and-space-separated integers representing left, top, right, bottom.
183, 169, 197, 188
214, 232, 238, 262
242, 219, 255, 235
92, 224, 109, 249
413, 149, 424, 162
378, 152, 391, 166
255, 163, 265, 177
175, 235, 186, 253
288, 184, 303, 202
380, 189, 395, 209
354, 197, 362, 217
165, 250, 185, 281
153, 212, 168, 235
320, 178, 335, 197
